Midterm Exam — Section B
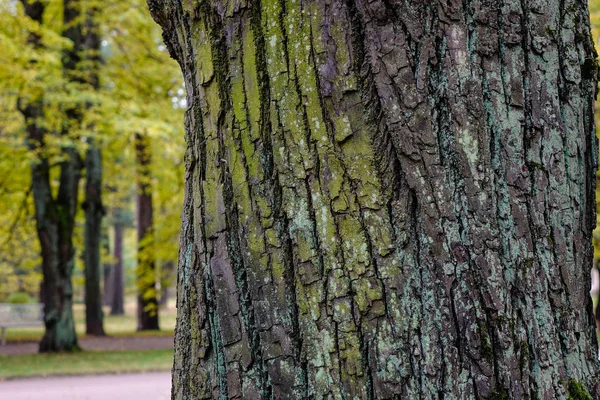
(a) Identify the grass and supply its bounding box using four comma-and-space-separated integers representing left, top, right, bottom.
0, 348, 173, 379
5, 300, 176, 342
0, 299, 177, 379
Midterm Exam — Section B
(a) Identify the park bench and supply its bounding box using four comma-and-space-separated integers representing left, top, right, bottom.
0, 303, 44, 345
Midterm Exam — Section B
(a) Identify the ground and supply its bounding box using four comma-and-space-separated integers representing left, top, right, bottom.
0, 371, 171, 399
0, 335, 173, 356
0, 300, 175, 379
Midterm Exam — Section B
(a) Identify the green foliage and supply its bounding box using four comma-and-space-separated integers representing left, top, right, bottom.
6, 291, 36, 304
0, 0, 184, 301
97, 0, 185, 305
488, 387, 509, 400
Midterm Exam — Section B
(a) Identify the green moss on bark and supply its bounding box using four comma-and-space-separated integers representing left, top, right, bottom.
568, 379, 593, 400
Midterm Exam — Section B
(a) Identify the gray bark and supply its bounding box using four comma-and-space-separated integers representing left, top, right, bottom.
149, 0, 600, 398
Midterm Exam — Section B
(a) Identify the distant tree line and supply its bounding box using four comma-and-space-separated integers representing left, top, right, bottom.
0, 0, 184, 351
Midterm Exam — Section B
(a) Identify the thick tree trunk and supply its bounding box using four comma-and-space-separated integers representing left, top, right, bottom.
110, 216, 125, 316
150, 0, 600, 398
26, 125, 80, 352
136, 132, 160, 330
37, 147, 81, 352
19, 0, 79, 353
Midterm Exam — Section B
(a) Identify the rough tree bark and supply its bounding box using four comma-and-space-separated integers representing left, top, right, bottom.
136, 132, 160, 330
149, 0, 600, 398
82, 5, 106, 336
19, 0, 80, 352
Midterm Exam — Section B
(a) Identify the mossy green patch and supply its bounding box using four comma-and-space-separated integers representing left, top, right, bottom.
488, 386, 509, 400
242, 28, 261, 141
190, 19, 214, 85
477, 321, 494, 363
567, 379, 592, 400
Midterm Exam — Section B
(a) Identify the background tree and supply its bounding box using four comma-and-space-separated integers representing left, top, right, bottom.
0, 0, 184, 346
99, 0, 184, 328
150, 0, 600, 398
107, 207, 131, 316
18, 0, 84, 352
0, 0, 58, 308
81, 2, 106, 337
102, 226, 112, 307
135, 131, 159, 330
159, 260, 175, 307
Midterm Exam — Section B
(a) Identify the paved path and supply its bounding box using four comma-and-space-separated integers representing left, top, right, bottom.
0, 371, 171, 400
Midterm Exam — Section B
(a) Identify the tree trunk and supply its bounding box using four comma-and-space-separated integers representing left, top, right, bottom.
26, 122, 81, 352
82, 5, 105, 336
150, 0, 600, 398
19, 0, 79, 353
136, 132, 160, 330
84, 143, 105, 335
103, 227, 113, 307
159, 260, 175, 308
110, 215, 125, 316
37, 149, 81, 353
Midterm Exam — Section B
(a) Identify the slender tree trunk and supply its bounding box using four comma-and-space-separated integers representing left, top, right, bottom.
81, 3, 105, 336
150, 0, 600, 398
159, 260, 175, 308
135, 132, 159, 330
159, 285, 169, 308
110, 216, 125, 316
19, 0, 79, 353
84, 143, 105, 335
38, 280, 45, 305
103, 228, 112, 307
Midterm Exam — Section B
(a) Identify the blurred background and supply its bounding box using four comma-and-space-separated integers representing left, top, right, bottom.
0, 0, 183, 394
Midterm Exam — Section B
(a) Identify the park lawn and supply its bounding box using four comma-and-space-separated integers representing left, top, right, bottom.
5, 302, 176, 342
0, 348, 173, 379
